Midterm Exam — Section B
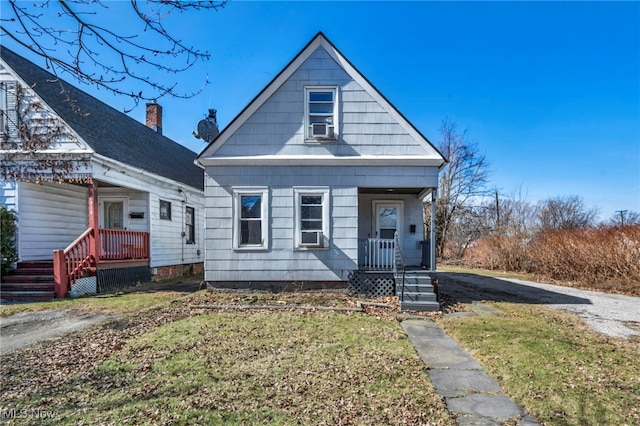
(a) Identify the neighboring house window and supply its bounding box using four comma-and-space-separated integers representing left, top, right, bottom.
305, 86, 338, 140
160, 199, 172, 220
232, 187, 269, 250
294, 187, 330, 249
0, 81, 19, 142
185, 206, 195, 244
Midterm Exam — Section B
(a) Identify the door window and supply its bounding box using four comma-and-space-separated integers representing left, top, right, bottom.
104, 201, 124, 229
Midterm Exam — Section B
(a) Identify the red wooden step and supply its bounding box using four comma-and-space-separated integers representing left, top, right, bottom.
0, 290, 55, 301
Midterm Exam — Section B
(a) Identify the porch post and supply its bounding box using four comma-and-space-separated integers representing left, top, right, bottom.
430, 189, 437, 272
88, 182, 100, 261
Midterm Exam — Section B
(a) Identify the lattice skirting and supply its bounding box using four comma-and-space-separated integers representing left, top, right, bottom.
347, 270, 395, 297
96, 266, 151, 294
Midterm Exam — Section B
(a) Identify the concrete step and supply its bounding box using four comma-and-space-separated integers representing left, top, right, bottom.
399, 300, 440, 312
399, 291, 437, 303
397, 283, 435, 294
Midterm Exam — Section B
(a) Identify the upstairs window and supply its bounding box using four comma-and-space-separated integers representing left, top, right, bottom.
0, 81, 19, 142
305, 87, 338, 140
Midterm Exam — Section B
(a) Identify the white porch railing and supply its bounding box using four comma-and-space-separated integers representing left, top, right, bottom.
361, 238, 395, 270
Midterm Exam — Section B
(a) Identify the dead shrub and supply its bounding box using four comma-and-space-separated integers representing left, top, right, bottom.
462, 225, 640, 296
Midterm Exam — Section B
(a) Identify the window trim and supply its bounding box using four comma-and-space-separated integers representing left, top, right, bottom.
293, 187, 330, 250
304, 86, 339, 141
159, 199, 172, 220
185, 206, 195, 245
232, 187, 269, 251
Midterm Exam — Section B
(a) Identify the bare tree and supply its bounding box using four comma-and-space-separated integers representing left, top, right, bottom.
1, 0, 226, 110
608, 210, 640, 227
425, 118, 491, 258
536, 195, 599, 230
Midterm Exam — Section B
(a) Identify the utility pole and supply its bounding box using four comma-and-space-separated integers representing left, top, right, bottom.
615, 210, 628, 226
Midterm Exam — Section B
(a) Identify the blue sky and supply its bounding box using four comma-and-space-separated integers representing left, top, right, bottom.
3, 1, 639, 221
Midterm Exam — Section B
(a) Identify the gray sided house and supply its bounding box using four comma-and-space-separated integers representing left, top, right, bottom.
197, 33, 447, 304
0, 47, 205, 300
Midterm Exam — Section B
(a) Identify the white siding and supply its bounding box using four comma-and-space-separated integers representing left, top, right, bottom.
203, 165, 436, 282
213, 47, 437, 158
17, 182, 88, 260
149, 190, 204, 269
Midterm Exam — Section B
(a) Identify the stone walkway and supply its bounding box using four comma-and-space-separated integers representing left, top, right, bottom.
401, 319, 540, 426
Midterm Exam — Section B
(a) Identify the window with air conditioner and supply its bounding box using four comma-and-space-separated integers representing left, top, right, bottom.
294, 187, 330, 249
305, 87, 338, 141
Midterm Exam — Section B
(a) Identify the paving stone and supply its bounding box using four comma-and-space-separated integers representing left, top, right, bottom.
429, 369, 502, 394
401, 319, 445, 339
470, 302, 502, 317
446, 394, 525, 420
410, 338, 483, 370
455, 415, 502, 425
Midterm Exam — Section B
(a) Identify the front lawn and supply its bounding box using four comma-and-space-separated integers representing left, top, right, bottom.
1, 291, 455, 425
439, 303, 640, 425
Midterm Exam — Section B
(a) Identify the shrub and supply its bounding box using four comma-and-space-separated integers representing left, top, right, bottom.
462, 225, 640, 296
1, 206, 18, 275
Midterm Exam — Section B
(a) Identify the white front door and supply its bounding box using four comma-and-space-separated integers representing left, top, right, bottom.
99, 197, 128, 229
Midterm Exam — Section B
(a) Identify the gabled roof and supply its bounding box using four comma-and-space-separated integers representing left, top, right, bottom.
0, 46, 203, 191
197, 32, 447, 167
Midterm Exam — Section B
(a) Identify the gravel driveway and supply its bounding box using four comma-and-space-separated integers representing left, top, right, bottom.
438, 272, 640, 339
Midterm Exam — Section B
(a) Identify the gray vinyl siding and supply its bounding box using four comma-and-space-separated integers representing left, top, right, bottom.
17, 182, 88, 260
213, 47, 433, 158
204, 165, 437, 282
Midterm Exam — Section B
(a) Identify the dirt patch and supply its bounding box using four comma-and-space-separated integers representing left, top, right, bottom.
0, 309, 116, 355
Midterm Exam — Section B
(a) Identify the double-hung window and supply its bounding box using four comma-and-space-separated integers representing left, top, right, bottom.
185, 206, 195, 244
233, 187, 269, 250
294, 187, 330, 249
305, 86, 338, 140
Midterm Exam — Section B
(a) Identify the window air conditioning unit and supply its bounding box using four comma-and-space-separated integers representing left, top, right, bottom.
301, 231, 323, 247
311, 123, 331, 139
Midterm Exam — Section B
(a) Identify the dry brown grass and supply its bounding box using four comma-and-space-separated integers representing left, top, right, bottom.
462, 225, 640, 296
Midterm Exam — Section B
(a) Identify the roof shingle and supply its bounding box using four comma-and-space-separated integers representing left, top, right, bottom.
0, 46, 203, 191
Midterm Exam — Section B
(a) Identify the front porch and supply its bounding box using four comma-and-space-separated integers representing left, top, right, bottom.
348, 187, 439, 311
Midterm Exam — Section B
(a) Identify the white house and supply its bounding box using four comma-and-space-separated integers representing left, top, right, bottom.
0, 47, 205, 300
196, 33, 446, 303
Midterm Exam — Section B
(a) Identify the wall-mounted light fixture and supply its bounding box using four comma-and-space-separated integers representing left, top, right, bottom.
410, 224, 416, 235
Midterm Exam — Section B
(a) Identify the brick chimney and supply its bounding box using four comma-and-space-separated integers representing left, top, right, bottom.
146, 100, 163, 134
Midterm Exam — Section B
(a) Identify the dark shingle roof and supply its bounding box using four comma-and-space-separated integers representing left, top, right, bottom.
0, 46, 203, 191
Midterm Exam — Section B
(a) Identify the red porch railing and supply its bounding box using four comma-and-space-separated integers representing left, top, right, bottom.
99, 229, 150, 261
53, 228, 149, 298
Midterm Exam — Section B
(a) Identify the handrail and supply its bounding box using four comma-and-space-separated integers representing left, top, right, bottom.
393, 232, 407, 303
53, 227, 150, 298
53, 227, 95, 298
